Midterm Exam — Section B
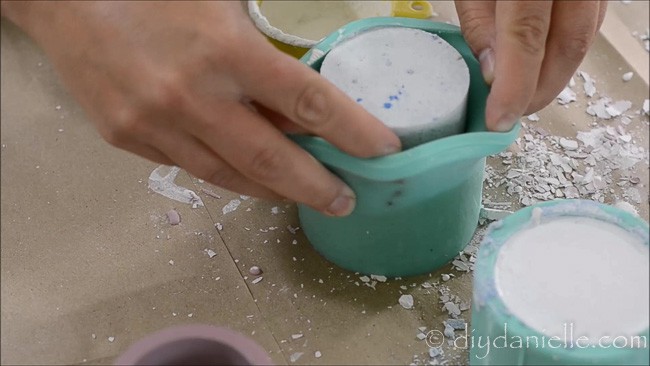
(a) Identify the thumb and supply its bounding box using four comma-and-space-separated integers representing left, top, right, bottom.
455, 0, 497, 84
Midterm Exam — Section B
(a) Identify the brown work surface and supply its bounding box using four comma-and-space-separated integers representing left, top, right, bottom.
2, 1, 648, 365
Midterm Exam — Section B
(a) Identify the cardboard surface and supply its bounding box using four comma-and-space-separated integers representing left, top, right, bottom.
2, 1, 648, 365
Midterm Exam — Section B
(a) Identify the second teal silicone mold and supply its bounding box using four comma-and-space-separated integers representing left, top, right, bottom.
292, 18, 519, 277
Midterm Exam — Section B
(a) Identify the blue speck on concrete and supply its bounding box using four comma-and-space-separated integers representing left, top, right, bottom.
389, 95, 399, 101
383, 102, 392, 109
356, 98, 363, 102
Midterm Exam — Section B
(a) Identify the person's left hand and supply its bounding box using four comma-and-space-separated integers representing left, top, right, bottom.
455, 1, 607, 131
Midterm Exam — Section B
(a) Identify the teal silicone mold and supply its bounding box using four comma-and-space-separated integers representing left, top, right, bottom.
292, 18, 519, 277
471, 199, 649, 365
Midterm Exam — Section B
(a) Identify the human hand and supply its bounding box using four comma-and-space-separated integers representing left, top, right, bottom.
1, 1, 401, 216
455, 1, 607, 131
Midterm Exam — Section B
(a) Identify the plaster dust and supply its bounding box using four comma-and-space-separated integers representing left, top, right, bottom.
320, 27, 469, 148
260, 1, 391, 42
495, 216, 649, 343
147, 165, 203, 207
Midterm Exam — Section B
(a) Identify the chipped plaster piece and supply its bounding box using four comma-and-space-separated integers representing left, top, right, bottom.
291, 333, 303, 340
251, 276, 263, 284
371, 274, 387, 282
222, 199, 241, 215
579, 71, 596, 97
290, 352, 304, 363
249, 266, 262, 276
559, 138, 579, 151
557, 86, 577, 105
205, 249, 217, 258
622, 72, 634, 81
108, 336, 115, 342
526, 113, 540, 122
643, 99, 649, 115
166, 209, 181, 225
314, 351, 322, 358
148, 165, 204, 207
614, 201, 639, 216
399, 294, 414, 309
479, 207, 513, 221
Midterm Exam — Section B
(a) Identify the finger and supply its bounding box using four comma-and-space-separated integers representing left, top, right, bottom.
596, 1, 608, 31
150, 127, 284, 200
528, 1, 600, 113
235, 42, 402, 158
486, 1, 553, 131
190, 100, 357, 217
253, 102, 309, 134
119, 140, 175, 166
455, 1, 497, 83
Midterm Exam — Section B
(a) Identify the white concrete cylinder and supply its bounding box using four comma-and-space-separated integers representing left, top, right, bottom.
320, 27, 470, 149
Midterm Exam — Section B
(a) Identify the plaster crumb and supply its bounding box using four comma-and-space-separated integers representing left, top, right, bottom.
443, 323, 455, 338
55, 105, 62, 110
91, 333, 96, 339
205, 249, 217, 258
108, 336, 115, 343
249, 266, 262, 276
292, 239, 298, 245
168, 260, 174, 265
148, 166, 204, 207
315, 351, 322, 358
643, 99, 649, 115
166, 209, 181, 225
200, 188, 221, 199
559, 138, 579, 150
287, 225, 300, 234
58, 128, 64, 132
526, 113, 540, 122
614, 201, 639, 216
445, 318, 466, 330
399, 294, 414, 309
371, 274, 387, 282
443, 302, 461, 317
441, 274, 451, 282
271, 206, 279, 214
215, 222, 223, 231
222, 199, 241, 215
291, 333, 303, 340
290, 352, 304, 363
359, 276, 371, 283
556, 86, 577, 104
251, 276, 263, 284
429, 347, 443, 358
188, 313, 193, 318
622, 72, 634, 81
579, 71, 596, 97
240, 195, 250, 200
479, 207, 513, 221
605, 100, 632, 117
416, 332, 427, 340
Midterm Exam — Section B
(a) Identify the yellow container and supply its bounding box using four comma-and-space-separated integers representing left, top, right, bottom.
248, 1, 433, 58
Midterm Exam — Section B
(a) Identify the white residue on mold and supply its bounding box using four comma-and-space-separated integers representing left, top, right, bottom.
622, 72, 634, 82
526, 113, 540, 122
222, 199, 241, 215
148, 165, 204, 208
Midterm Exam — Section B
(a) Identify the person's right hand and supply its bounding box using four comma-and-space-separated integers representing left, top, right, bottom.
1, 1, 401, 216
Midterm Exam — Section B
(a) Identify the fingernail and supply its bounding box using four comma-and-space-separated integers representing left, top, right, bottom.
494, 113, 519, 132
479, 48, 495, 85
325, 185, 356, 217
383, 143, 401, 156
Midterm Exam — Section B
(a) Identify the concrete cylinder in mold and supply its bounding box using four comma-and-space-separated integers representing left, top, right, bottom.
320, 27, 470, 149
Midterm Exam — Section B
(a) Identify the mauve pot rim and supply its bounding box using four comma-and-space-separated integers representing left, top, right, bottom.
114, 324, 273, 365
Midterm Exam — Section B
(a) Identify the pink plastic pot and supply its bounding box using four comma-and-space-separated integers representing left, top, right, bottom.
114, 325, 273, 365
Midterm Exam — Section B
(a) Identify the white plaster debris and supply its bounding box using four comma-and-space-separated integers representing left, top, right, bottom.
287, 225, 300, 234
92, 333, 96, 339
557, 86, 577, 105
166, 209, 181, 225
108, 336, 115, 343
605, 100, 632, 117
526, 113, 540, 122
290, 352, 304, 363
188, 313, 193, 318
622, 72, 634, 82
249, 266, 262, 276
200, 188, 221, 199
291, 333, 304, 340
222, 199, 241, 215
445, 318, 467, 330
643, 99, 649, 115
443, 302, 461, 317
271, 206, 279, 215
315, 351, 322, 358
251, 276, 263, 284
441, 274, 451, 282
168, 260, 174, 265
559, 138, 579, 151
399, 294, 414, 309
416, 332, 427, 341
479, 207, 513, 221
148, 166, 204, 207
205, 249, 217, 258
371, 274, 387, 282
579, 71, 596, 97
215, 222, 223, 231
359, 276, 371, 283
